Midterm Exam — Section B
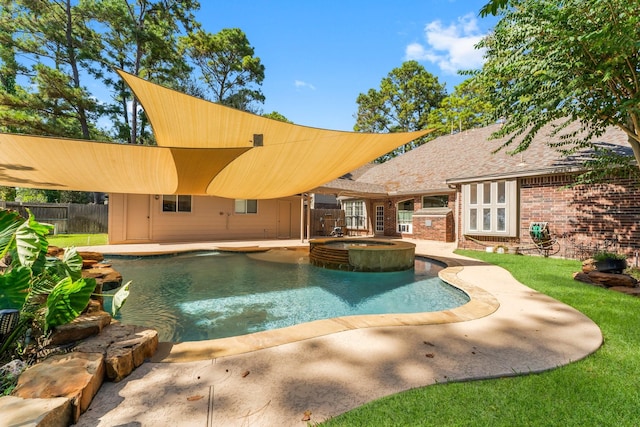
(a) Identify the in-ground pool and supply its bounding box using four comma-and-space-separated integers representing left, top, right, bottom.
103, 248, 469, 342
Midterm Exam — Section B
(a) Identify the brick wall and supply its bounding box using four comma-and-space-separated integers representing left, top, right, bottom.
372, 195, 456, 241
412, 211, 455, 241
457, 174, 640, 258
412, 195, 455, 241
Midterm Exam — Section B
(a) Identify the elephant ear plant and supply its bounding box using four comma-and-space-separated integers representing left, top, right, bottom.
0, 208, 129, 362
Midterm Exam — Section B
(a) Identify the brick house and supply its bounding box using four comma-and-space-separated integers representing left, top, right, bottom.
314, 122, 640, 258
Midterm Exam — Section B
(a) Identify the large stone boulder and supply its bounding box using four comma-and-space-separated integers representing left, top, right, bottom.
77, 251, 104, 262
586, 271, 638, 288
0, 395, 72, 427
574, 260, 638, 288
83, 264, 123, 291
74, 323, 159, 382
12, 352, 104, 424
49, 308, 112, 346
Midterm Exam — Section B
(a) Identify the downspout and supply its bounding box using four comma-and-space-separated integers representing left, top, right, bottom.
448, 184, 459, 243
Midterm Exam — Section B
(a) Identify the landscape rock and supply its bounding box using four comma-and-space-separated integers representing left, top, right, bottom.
77, 251, 104, 262
74, 323, 159, 382
609, 286, 640, 296
101, 270, 124, 291
49, 310, 112, 345
12, 352, 104, 423
83, 264, 123, 291
82, 259, 99, 269
587, 271, 637, 288
0, 395, 72, 427
0, 359, 27, 378
575, 269, 638, 288
573, 271, 597, 285
105, 347, 134, 382
581, 258, 597, 273
47, 246, 65, 257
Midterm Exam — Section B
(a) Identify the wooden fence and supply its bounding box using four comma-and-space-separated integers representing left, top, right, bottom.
0, 202, 108, 234
310, 209, 345, 237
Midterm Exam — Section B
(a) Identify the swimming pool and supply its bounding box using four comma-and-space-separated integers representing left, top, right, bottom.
104, 249, 469, 342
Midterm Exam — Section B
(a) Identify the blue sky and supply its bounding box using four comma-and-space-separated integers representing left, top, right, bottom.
198, 0, 498, 131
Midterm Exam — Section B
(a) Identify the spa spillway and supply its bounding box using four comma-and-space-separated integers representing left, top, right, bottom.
309, 238, 416, 272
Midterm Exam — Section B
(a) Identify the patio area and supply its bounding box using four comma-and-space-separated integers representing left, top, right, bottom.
72, 239, 602, 426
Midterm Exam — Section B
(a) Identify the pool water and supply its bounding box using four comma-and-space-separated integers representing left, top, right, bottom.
104, 250, 469, 342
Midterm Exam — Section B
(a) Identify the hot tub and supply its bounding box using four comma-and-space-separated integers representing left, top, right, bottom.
309, 238, 416, 272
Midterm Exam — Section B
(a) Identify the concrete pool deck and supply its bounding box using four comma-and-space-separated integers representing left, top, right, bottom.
74, 238, 603, 426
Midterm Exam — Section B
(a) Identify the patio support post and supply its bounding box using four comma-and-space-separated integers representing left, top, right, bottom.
307, 194, 311, 242
300, 194, 305, 243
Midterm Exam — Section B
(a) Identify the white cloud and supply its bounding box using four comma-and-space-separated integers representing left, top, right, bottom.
406, 13, 486, 75
294, 80, 316, 90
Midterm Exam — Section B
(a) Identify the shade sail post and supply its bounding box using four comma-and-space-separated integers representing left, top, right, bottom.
306, 194, 311, 243
300, 194, 305, 243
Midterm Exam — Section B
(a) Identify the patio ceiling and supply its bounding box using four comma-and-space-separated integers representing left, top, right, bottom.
0, 71, 430, 199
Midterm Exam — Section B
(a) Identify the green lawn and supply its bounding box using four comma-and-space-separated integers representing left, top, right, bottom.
47, 233, 108, 248
322, 250, 640, 426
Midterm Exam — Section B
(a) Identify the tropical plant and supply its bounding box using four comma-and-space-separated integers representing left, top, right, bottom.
0, 208, 128, 361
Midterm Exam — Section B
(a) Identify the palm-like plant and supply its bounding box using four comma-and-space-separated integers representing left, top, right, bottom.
0, 208, 127, 360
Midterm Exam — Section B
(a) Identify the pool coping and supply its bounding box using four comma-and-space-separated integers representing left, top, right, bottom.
75, 239, 604, 427
150, 251, 499, 363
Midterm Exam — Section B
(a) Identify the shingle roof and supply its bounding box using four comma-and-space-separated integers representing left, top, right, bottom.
320, 121, 631, 196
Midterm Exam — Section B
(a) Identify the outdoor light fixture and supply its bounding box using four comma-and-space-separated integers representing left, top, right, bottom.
253, 134, 263, 147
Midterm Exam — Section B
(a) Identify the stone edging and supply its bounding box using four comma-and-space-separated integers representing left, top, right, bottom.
153, 252, 500, 362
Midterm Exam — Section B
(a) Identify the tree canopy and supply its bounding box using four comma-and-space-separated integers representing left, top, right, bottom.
181, 28, 265, 113
262, 111, 292, 123
0, 1, 267, 145
475, 0, 640, 178
354, 61, 446, 161
0, 0, 103, 139
479, 0, 512, 16
427, 79, 495, 137
87, 0, 200, 145
0, 0, 269, 201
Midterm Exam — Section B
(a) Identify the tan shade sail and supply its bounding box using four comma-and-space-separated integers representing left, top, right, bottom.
0, 134, 178, 194
0, 72, 430, 198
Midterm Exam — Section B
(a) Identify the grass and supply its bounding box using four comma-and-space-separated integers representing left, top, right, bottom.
321, 250, 640, 426
47, 233, 108, 248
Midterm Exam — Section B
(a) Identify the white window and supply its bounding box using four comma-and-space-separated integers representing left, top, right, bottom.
343, 200, 367, 230
162, 195, 192, 212
463, 181, 517, 236
235, 199, 258, 214
397, 199, 414, 234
